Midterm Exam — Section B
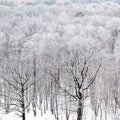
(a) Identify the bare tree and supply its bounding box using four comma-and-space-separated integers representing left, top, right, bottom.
1, 62, 34, 120
54, 49, 101, 120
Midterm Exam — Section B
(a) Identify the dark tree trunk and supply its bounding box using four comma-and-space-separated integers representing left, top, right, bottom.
77, 99, 83, 120
77, 108, 82, 120
22, 84, 25, 120
22, 112, 25, 120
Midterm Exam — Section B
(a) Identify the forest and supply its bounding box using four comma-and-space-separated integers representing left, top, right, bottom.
0, 0, 120, 120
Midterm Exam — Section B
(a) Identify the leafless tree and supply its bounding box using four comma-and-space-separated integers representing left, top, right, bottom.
54, 49, 101, 120
1, 62, 34, 120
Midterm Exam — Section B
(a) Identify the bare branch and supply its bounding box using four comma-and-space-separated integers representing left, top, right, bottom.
82, 64, 101, 91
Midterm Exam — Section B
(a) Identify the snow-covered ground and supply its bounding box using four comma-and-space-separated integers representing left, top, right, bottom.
0, 100, 117, 120
0, 110, 55, 120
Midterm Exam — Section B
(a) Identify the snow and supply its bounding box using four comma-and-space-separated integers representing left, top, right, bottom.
0, 111, 56, 120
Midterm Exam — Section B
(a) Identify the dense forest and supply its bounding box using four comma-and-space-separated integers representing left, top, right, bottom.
0, 0, 120, 120
0, 0, 120, 5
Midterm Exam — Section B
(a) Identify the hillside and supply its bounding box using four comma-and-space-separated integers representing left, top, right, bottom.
0, 1, 120, 120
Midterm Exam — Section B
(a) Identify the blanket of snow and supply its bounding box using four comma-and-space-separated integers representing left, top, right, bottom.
0, 100, 115, 120
0, 111, 56, 120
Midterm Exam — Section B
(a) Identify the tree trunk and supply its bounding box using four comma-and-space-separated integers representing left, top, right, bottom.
77, 108, 82, 120
77, 99, 83, 120
33, 54, 37, 117
22, 84, 25, 120
22, 112, 25, 120
55, 96, 59, 120
50, 82, 54, 114
32, 101, 36, 117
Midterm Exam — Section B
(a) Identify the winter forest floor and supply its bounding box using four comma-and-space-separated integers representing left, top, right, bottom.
0, 100, 118, 120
